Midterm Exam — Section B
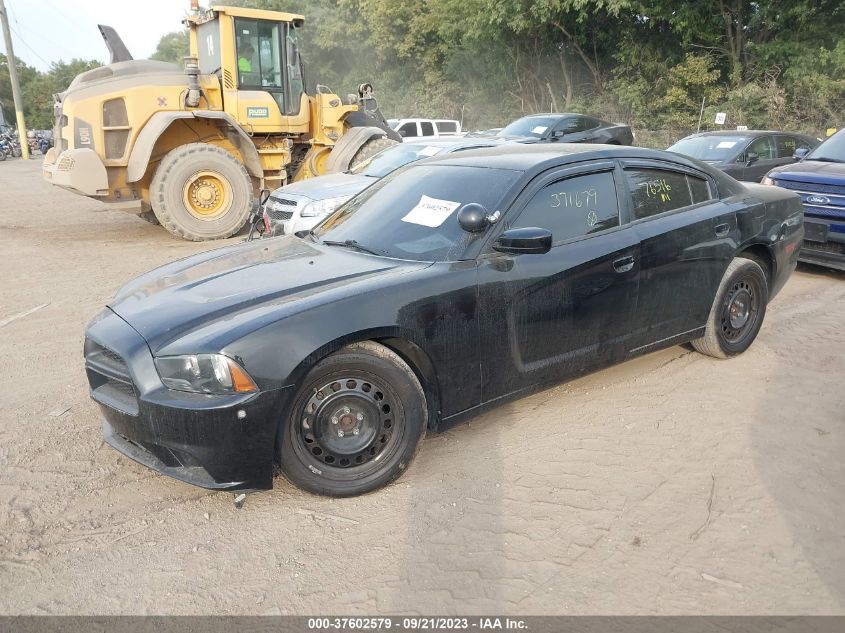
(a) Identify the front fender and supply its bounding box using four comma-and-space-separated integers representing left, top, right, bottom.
127, 110, 263, 182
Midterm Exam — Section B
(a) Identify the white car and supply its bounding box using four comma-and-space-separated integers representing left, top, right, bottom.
263, 138, 503, 235
386, 118, 464, 142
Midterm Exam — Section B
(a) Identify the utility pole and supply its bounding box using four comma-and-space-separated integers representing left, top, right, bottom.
0, 0, 30, 159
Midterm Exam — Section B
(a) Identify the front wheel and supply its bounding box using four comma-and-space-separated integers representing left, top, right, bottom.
150, 143, 253, 241
279, 341, 427, 497
692, 257, 768, 358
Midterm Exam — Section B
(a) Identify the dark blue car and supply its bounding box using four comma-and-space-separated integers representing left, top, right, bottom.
763, 129, 845, 270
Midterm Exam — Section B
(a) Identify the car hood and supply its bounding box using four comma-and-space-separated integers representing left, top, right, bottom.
273, 172, 375, 202
108, 236, 426, 353
769, 160, 845, 186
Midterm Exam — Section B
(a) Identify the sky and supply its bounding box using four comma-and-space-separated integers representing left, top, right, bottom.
1, 0, 189, 71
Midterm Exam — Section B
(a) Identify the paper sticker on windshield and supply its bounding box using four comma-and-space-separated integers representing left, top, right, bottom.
417, 146, 441, 157
401, 195, 461, 228
716, 141, 737, 149
531, 126, 548, 134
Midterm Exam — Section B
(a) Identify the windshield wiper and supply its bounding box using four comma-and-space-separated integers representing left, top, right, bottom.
321, 239, 385, 256
810, 157, 845, 163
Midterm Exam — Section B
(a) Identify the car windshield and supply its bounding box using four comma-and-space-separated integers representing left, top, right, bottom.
349, 143, 450, 179
806, 130, 845, 163
668, 135, 748, 161
497, 116, 559, 138
313, 164, 521, 262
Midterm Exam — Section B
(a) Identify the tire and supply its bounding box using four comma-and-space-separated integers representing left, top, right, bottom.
348, 137, 398, 170
692, 257, 768, 359
150, 143, 253, 241
0, 150, 5, 162
138, 210, 160, 225
11, 147, 21, 158
279, 341, 427, 497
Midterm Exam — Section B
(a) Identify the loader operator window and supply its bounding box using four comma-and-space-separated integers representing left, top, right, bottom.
235, 18, 285, 112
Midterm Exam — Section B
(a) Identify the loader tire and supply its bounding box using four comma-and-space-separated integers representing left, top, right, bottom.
150, 143, 253, 241
348, 137, 398, 170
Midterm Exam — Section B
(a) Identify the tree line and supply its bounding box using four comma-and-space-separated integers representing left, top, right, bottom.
0, 55, 101, 129
5, 1, 843, 143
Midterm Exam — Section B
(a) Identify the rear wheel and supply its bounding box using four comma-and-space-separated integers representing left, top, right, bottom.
150, 143, 253, 241
348, 137, 398, 170
692, 257, 768, 358
279, 341, 427, 497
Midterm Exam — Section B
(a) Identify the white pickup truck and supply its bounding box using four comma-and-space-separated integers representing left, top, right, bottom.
387, 118, 464, 141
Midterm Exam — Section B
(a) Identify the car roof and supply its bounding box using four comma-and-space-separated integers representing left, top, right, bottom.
681, 130, 813, 138
419, 143, 673, 171
512, 113, 596, 120
402, 138, 505, 150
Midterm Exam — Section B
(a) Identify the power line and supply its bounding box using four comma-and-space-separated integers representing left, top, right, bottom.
8, 23, 52, 67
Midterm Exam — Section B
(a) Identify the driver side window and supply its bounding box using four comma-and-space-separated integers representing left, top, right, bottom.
511, 171, 620, 244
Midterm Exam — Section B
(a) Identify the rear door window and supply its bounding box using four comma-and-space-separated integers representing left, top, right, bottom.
436, 121, 459, 134
624, 168, 711, 219
511, 171, 620, 244
420, 121, 435, 137
775, 136, 799, 158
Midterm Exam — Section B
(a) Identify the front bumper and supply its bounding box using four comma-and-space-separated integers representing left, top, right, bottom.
42, 148, 108, 196
86, 309, 290, 491
799, 217, 845, 272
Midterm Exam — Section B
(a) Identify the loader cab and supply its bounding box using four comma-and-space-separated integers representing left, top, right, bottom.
188, 5, 308, 132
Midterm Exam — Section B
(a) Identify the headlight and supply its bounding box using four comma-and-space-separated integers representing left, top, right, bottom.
761, 176, 774, 186
154, 354, 258, 394
300, 196, 351, 217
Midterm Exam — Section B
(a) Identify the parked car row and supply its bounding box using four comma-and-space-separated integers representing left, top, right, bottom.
88, 141, 805, 498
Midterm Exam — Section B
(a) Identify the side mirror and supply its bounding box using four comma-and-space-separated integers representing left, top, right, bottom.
457, 203, 491, 232
746, 151, 759, 166
493, 227, 552, 255
551, 129, 566, 140
792, 147, 809, 161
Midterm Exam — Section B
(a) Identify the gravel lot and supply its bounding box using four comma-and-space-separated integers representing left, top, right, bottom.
1, 158, 844, 615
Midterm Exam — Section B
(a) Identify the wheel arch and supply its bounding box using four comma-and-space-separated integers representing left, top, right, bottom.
127, 110, 263, 183
273, 327, 442, 458
736, 242, 775, 289
324, 126, 390, 174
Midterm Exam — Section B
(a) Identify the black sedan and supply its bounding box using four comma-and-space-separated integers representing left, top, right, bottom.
494, 113, 634, 145
668, 130, 818, 183
85, 144, 803, 497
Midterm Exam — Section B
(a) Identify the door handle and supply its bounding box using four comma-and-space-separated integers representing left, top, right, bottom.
613, 255, 635, 273
715, 223, 730, 237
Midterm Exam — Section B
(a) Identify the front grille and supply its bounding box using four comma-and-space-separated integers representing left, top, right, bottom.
776, 180, 845, 195
802, 240, 845, 255
84, 339, 139, 416
267, 208, 294, 221
272, 197, 298, 206
803, 206, 845, 220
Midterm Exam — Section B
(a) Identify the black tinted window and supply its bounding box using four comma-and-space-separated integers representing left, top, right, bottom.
625, 168, 711, 219
420, 121, 435, 136
512, 171, 620, 242
398, 122, 417, 137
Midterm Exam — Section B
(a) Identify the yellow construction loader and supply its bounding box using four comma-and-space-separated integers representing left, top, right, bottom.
42, 4, 399, 241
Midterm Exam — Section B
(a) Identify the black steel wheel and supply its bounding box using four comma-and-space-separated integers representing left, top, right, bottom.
692, 257, 768, 358
278, 341, 427, 496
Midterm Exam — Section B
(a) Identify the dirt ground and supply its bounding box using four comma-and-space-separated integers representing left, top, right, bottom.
1, 158, 844, 615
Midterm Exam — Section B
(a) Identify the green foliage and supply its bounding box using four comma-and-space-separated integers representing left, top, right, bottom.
1, 54, 100, 130
151, 31, 190, 65
7, 0, 842, 136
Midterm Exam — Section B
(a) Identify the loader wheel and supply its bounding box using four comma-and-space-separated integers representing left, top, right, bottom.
150, 143, 253, 241
348, 137, 398, 170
